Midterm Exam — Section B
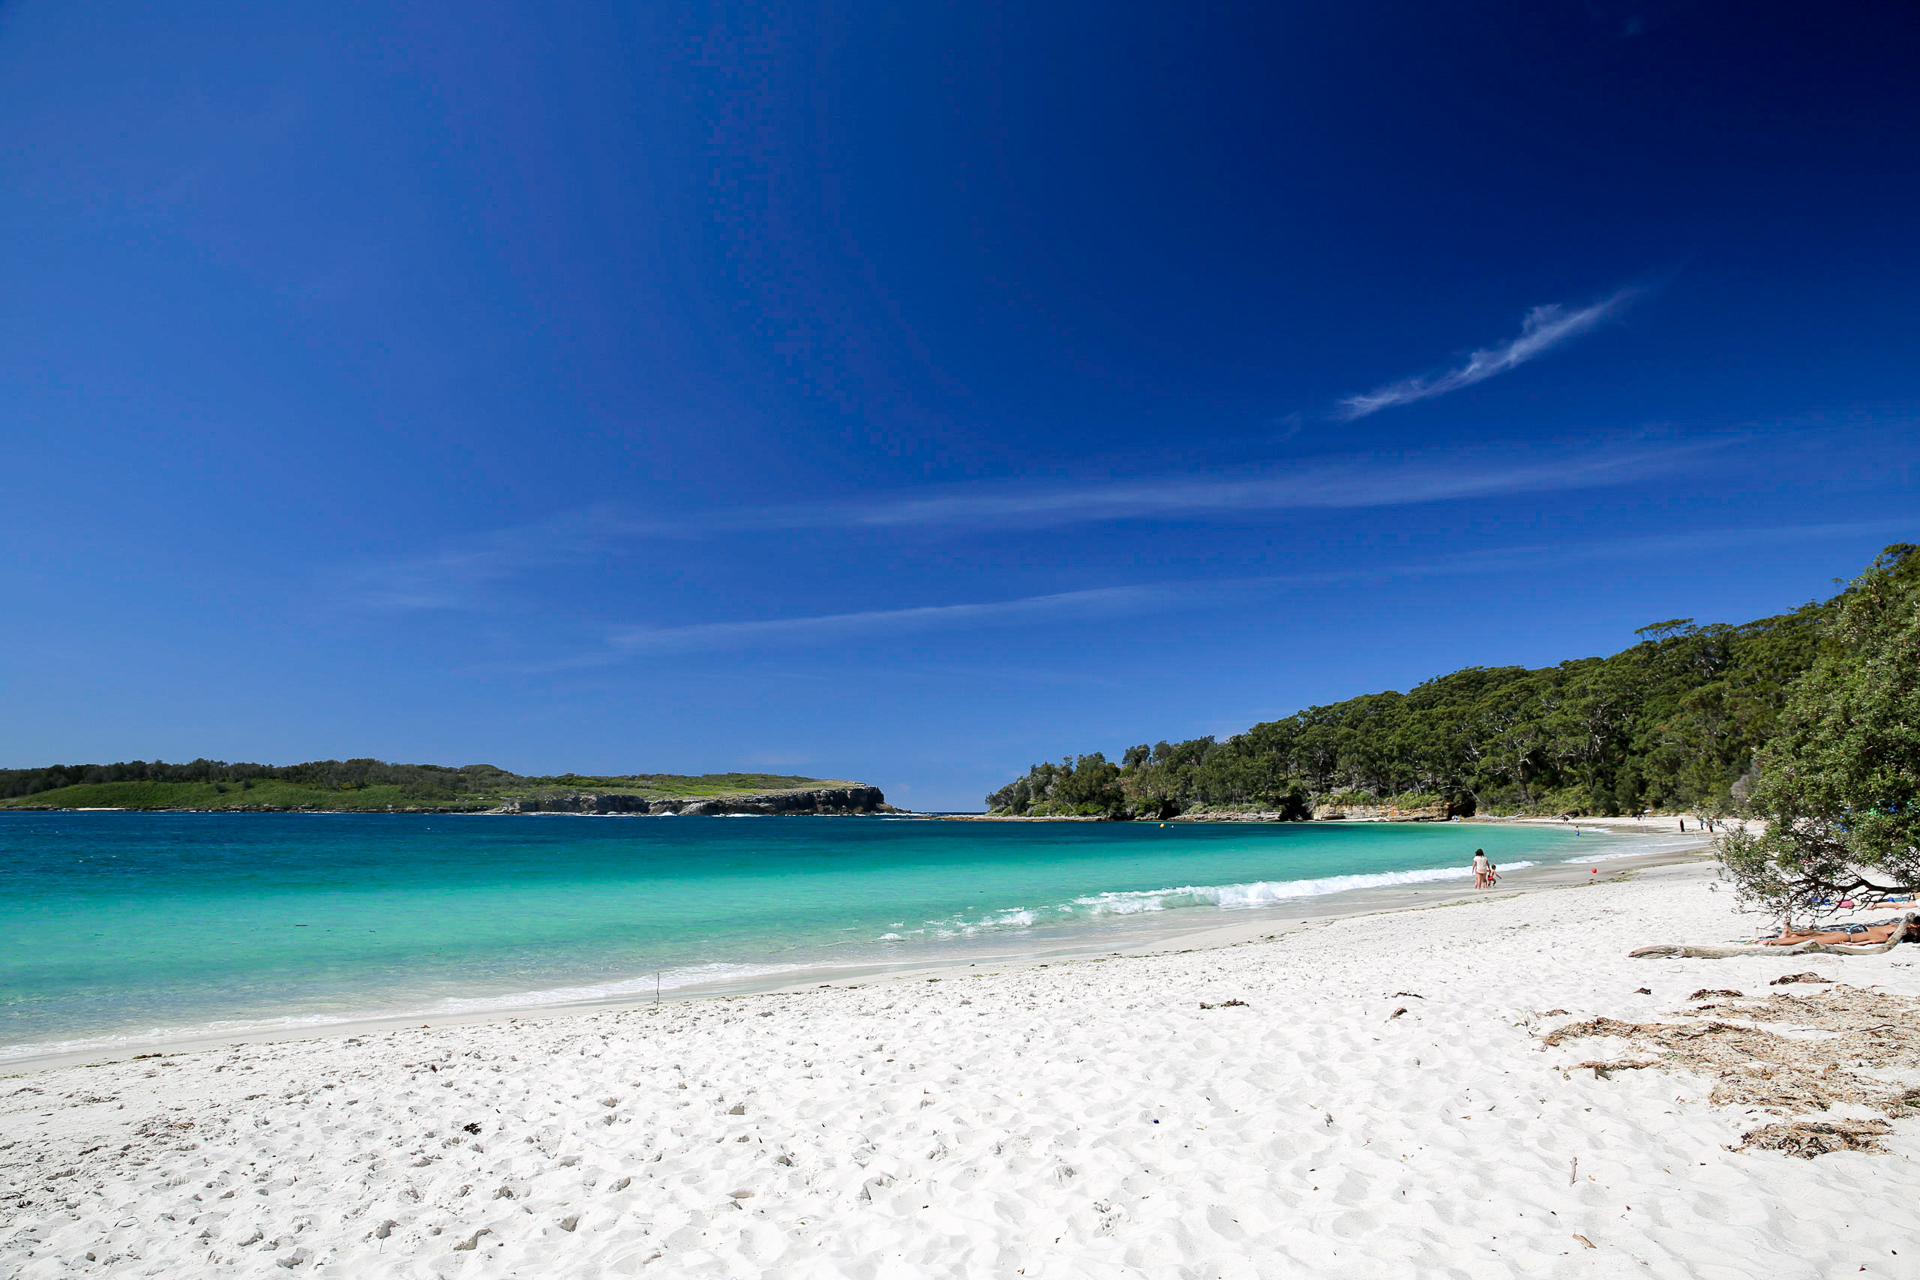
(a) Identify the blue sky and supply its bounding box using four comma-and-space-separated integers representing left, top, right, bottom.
2, 0, 1915, 810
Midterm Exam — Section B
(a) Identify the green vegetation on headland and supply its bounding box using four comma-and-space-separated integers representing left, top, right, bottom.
1720, 545, 1920, 911
989, 544, 1914, 823
0, 760, 865, 813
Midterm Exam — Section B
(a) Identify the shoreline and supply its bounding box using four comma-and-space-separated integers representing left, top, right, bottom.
7, 808, 1732, 822
2, 831, 1715, 1076
0, 807, 896, 817
938, 812, 1739, 830
5, 849, 1915, 1279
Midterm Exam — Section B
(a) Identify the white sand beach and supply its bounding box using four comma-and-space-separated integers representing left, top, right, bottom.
5, 854, 1918, 1279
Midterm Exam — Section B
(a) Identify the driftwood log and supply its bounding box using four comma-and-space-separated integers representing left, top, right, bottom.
1630, 939, 1906, 959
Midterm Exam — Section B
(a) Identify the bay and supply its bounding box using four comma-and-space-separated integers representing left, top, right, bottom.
0, 811, 1648, 1062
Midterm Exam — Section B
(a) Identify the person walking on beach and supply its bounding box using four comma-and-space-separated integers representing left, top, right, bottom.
1471, 848, 1491, 890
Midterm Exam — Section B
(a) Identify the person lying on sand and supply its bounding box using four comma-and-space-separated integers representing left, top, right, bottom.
1764, 924, 1897, 946
1762, 916, 1918, 946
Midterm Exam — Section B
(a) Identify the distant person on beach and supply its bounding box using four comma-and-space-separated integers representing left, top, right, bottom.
1471, 848, 1491, 889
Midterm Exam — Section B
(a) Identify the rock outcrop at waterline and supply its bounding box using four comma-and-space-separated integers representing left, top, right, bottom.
492, 786, 890, 816
1163, 799, 1456, 822
1310, 800, 1456, 822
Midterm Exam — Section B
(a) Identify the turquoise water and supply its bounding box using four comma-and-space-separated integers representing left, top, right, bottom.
0, 812, 1632, 1060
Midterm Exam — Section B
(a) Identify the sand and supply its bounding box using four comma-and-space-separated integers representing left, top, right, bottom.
4, 857, 1918, 1279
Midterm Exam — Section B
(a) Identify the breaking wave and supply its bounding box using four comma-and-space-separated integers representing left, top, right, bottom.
900, 860, 1536, 940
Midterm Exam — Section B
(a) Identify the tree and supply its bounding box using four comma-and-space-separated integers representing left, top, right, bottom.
1719, 545, 1920, 918
977, 552, 1859, 820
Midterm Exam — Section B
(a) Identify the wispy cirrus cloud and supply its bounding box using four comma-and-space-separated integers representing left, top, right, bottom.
326, 509, 628, 611
575, 516, 1908, 663
444, 515, 1908, 673
604, 584, 1181, 657
1334, 287, 1642, 420
487, 578, 1275, 672
727, 441, 1683, 532
327, 439, 1712, 615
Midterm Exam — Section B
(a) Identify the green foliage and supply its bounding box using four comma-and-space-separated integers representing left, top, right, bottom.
0, 779, 426, 811
987, 554, 1868, 819
0, 760, 860, 811
1719, 545, 1920, 916
986, 754, 1127, 817
566, 773, 856, 797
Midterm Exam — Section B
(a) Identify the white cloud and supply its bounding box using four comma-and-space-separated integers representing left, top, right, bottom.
322, 509, 627, 611
739, 444, 1672, 531
593, 518, 1909, 659
328, 439, 1708, 615
1334, 288, 1641, 419
456, 515, 1905, 671
605, 584, 1179, 656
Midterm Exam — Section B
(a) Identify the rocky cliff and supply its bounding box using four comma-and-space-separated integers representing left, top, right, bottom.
493, 786, 889, 816
1167, 807, 1301, 823
1167, 804, 1448, 823
1310, 800, 1454, 822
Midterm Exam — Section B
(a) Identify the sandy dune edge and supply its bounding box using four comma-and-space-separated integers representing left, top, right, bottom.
4, 862, 1916, 1279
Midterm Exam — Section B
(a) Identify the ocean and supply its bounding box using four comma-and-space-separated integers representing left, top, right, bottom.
0, 811, 1665, 1063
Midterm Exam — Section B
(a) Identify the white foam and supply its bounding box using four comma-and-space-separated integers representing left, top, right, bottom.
1070, 862, 1537, 916
889, 860, 1540, 942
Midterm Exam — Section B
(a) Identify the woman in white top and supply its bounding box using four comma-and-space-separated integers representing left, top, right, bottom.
1471, 848, 1491, 890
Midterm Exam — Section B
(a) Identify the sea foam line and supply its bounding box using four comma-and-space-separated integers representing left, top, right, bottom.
897, 860, 1538, 940
1068, 861, 1537, 914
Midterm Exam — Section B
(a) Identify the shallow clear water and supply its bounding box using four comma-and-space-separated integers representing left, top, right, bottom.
0, 812, 1635, 1060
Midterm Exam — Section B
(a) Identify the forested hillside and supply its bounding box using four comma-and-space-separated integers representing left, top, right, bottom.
987, 549, 1913, 819
0, 760, 857, 812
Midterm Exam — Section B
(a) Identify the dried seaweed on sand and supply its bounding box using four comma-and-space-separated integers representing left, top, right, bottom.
1736, 1120, 1891, 1159
1545, 985, 1920, 1150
